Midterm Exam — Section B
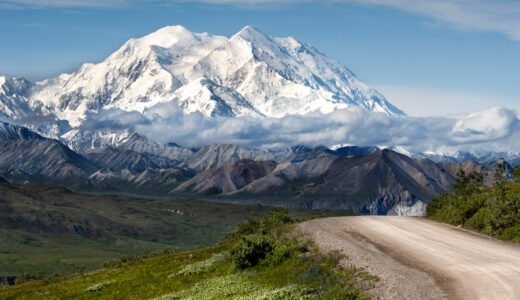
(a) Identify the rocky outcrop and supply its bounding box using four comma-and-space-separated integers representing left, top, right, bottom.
173, 150, 460, 215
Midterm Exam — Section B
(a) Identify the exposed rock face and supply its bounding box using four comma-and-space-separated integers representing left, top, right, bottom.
85, 147, 177, 172
173, 150, 459, 215
0, 121, 44, 141
0, 138, 97, 186
174, 160, 277, 194
0, 122, 499, 216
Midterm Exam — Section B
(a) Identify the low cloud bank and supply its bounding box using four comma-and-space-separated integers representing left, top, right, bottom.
82, 102, 520, 154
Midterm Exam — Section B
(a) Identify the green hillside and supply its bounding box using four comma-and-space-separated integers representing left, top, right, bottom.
0, 181, 354, 276
0, 210, 376, 299
426, 164, 520, 241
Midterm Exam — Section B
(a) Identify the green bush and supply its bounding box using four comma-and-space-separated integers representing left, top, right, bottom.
230, 235, 274, 269
264, 237, 310, 267
465, 207, 487, 230
427, 166, 520, 241
224, 209, 295, 241
173, 251, 229, 277
500, 221, 520, 241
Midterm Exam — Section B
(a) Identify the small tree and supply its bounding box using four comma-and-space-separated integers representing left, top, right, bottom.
493, 163, 508, 202
453, 169, 483, 204
513, 165, 520, 182
484, 162, 520, 235
230, 235, 274, 269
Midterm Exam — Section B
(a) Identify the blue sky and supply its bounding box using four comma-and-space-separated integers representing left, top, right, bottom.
0, 0, 519, 116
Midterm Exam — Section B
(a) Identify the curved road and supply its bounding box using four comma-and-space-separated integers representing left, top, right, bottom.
298, 216, 520, 300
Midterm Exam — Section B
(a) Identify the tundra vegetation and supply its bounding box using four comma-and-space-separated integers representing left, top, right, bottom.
0, 180, 354, 276
0, 209, 377, 299
426, 164, 520, 241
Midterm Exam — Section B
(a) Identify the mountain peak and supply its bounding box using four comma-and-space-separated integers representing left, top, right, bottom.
232, 25, 271, 43
138, 25, 196, 48
237, 25, 262, 34
0, 25, 404, 143
0, 76, 31, 89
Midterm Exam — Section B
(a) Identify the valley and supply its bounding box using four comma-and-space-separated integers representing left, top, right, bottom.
0, 179, 352, 276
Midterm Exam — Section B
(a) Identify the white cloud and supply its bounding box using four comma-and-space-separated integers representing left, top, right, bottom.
360, 0, 520, 41
375, 84, 520, 117
182, 0, 520, 41
4, 0, 519, 42
451, 107, 518, 143
81, 102, 520, 154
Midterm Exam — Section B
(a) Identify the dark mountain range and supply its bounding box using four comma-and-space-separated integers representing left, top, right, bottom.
0, 122, 44, 141
334, 146, 381, 157
0, 121, 502, 215
85, 147, 177, 172
114, 133, 194, 163
0, 123, 97, 187
174, 150, 461, 215
174, 160, 278, 195
86, 167, 194, 195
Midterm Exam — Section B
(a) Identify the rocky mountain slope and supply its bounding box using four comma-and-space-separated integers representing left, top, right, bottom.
174, 150, 459, 215
0, 121, 501, 215
0, 122, 97, 187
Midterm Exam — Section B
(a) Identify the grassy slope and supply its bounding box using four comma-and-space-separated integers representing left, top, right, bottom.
0, 182, 355, 276
426, 176, 520, 241
0, 211, 376, 300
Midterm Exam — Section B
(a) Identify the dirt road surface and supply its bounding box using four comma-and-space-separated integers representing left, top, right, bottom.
298, 216, 520, 300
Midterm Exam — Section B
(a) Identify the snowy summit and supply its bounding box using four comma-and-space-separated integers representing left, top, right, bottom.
0, 25, 403, 133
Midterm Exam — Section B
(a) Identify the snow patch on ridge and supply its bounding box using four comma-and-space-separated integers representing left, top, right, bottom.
389, 201, 427, 216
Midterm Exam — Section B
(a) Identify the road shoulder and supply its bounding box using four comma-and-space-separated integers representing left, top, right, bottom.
297, 217, 447, 300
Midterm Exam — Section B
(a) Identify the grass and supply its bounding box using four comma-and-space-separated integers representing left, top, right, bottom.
0, 209, 376, 299
0, 181, 356, 276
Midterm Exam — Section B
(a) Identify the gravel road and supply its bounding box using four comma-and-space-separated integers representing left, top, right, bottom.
297, 216, 520, 300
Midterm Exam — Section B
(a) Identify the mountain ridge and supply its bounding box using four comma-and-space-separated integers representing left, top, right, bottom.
0, 114, 503, 216
0, 25, 403, 147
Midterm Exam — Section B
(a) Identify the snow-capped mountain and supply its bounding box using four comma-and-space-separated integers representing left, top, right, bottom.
0, 77, 33, 119
0, 25, 402, 142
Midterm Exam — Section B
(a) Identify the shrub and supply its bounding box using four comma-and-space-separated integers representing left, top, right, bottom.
464, 207, 487, 230
85, 280, 115, 292
500, 221, 520, 241
172, 251, 229, 277
427, 168, 520, 241
513, 165, 520, 182
224, 209, 295, 241
230, 235, 274, 269
264, 237, 310, 267
102, 250, 155, 268
155, 273, 258, 300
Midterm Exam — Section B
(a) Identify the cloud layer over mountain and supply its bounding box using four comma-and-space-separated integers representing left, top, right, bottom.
1, 24, 518, 156
80, 102, 520, 154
